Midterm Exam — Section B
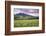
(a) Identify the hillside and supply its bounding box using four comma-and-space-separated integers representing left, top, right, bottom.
14, 13, 39, 20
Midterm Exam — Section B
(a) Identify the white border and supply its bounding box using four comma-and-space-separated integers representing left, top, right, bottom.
10, 5, 42, 31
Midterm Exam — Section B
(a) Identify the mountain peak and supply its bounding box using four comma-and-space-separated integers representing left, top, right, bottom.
15, 13, 30, 16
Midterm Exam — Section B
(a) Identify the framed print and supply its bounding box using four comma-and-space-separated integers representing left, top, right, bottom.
5, 1, 45, 35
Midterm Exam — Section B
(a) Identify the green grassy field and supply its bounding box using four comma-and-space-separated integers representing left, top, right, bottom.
14, 19, 39, 27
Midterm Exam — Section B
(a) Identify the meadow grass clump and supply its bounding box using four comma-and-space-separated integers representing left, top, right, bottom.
14, 19, 39, 27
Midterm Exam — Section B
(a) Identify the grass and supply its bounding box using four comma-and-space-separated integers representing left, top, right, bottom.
14, 19, 39, 27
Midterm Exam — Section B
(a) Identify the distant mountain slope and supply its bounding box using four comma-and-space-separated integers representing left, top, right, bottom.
14, 13, 39, 20
15, 13, 33, 16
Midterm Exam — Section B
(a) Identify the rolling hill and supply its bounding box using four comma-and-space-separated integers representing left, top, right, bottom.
14, 13, 39, 20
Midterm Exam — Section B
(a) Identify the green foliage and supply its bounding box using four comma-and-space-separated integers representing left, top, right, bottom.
14, 15, 39, 20
14, 19, 39, 27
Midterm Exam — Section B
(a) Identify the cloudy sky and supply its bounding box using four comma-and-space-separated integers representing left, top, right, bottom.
14, 8, 39, 17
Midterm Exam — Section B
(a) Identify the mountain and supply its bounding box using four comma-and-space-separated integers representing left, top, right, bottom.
15, 13, 32, 16
14, 13, 39, 20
